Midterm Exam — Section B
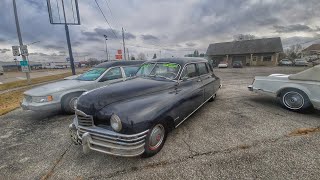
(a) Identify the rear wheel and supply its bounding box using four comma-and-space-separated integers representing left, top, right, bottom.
208, 94, 216, 102
142, 122, 168, 158
279, 88, 312, 112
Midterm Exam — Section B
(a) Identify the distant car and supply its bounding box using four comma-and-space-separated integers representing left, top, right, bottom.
232, 61, 243, 68
69, 58, 221, 157
21, 61, 145, 114
218, 62, 228, 68
248, 65, 320, 112
279, 59, 293, 66
293, 59, 308, 66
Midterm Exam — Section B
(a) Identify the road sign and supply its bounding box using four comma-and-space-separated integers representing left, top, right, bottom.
115, 54, 122, 60
20, 45, 28, 56
117, 50, 122, 54
12, 46, 20, 56
20, 60, 30, 72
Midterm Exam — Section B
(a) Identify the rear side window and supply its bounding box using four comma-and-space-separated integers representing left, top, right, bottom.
123, 66, 139, 77
198, 63, 208, 75
103, 67, 123, 80
181, 64, 198, 79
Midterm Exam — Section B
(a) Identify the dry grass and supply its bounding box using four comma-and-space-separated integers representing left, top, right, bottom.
288, 127, 320, 136
0, 72, 73, 91
0, 88, 26, 115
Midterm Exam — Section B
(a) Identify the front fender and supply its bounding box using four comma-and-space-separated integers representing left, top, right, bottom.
97, 90, 178, 134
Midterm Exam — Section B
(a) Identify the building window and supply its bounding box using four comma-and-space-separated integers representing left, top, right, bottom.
263, 56, 272, 62
252, 56, 257, 61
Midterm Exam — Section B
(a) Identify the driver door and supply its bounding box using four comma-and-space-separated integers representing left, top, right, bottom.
97, 67, 124, 87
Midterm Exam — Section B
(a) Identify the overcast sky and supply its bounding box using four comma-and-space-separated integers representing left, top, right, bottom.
0, 0, 320, 62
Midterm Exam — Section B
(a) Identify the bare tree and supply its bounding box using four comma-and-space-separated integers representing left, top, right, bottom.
137, 53, 147, 60
233, 34, 256, 41
285, 44, 302, 59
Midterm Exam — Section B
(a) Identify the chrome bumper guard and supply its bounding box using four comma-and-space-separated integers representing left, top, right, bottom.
248, 85, 253, 91
69, 123, 149, 157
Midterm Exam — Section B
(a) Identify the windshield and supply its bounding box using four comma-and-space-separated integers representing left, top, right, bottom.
76, 68, 107, 81
136, 62, 181, 80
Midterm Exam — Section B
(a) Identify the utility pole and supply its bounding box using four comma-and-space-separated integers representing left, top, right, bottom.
122, 27, 126, 60
104, 35, 109, 61
62, 0, 76, 75
13, 0, 31, 84
127, 48, 129, 60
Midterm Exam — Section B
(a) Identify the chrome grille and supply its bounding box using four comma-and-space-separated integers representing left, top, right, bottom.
76, 109, 93, 127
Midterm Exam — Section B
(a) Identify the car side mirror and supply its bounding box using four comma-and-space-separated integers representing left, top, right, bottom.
99, 77, 109, 82
181, 77, 188, 81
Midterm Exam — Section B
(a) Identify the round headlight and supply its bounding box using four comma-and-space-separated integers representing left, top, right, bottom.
110, 114, 122, 132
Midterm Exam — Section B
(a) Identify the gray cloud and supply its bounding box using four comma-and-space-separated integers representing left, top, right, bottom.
185, 42, 197, 47
274, 24, 317, 33
43, 44, 64, 50
141, 34, 159, 41
0, 48, 10, 53
82, 28, 136, 42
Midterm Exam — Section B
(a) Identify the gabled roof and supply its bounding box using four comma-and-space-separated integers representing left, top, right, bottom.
302, 44, 320, 52
206, 37, 283, 56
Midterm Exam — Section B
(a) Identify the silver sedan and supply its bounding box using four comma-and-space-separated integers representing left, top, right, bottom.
21, 61, 144, 114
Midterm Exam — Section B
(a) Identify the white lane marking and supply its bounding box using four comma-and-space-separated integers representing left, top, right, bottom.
16, 77, 27, 80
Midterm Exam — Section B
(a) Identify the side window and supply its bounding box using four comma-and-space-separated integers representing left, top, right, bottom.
206, 63, 213, 73
123, 66, 139, 77
181, 64, 198, 79
198, 63, 208, 75
102, 67, 122, 81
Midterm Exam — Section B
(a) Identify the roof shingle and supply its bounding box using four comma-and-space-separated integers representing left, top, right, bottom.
206, 37, 283, 55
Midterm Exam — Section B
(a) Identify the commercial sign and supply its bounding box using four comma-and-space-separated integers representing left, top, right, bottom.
20, 60, 30, 72
115, 54, 122, 60
117, 50, 122, 54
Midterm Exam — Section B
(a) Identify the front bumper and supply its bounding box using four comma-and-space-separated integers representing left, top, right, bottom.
69, 123, 149, 157
21, 99, 61, 111
20, 100, 61, 111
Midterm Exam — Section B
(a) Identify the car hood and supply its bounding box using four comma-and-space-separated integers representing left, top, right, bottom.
24, 80, 94, 96
76, 77, 175, 115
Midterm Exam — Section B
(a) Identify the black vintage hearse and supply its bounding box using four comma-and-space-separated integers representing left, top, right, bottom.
69, 57, 221, 157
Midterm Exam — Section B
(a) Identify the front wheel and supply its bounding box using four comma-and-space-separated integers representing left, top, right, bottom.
142, 123, 168, 158
62, 94, 80, 114
279, 89, 312, 112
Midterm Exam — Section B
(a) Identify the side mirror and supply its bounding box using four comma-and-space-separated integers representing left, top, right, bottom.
181, 77, 188, 81
99, 77, 109, 82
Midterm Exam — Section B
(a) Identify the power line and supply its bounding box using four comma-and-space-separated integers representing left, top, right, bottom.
94, 0, 119, 39
104, 0, 120, 28
283, 37, 320, 48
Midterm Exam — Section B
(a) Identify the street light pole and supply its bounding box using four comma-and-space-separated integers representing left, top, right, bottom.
104, 35, 109, 61
12, 0, 31, 84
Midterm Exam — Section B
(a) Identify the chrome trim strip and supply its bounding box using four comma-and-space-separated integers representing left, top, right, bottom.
175, 95, 213, 128
89, 145, 145, 157
79, 126, 149, 138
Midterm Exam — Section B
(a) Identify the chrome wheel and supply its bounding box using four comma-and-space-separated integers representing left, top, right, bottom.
148, 124, 165, 150
69, 97, 78, 111
283, 91, 304, 110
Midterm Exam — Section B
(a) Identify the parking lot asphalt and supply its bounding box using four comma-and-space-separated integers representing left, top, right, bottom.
0, 66, 319, 179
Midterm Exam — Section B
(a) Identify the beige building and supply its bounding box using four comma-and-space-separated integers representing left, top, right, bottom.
206, 37, 283, 67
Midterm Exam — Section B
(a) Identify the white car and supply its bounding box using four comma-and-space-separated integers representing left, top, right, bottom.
21, 61, 144, 114
218, 62, 228, 68
248, 65, 320, 112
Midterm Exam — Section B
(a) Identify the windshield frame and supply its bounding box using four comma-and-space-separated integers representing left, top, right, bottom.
137, 62, 182, 81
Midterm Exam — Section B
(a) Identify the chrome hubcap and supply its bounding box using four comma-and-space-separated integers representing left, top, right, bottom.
283, 92, 304, 109
69, 97, 78, 111
149, 124, 165, 150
